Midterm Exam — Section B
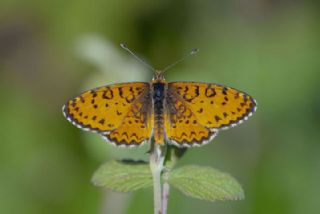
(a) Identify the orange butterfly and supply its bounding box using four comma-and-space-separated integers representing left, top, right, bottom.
63, 45, 257, 148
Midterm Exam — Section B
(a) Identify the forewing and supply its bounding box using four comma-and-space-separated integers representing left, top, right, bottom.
168, 82, 257, 130
63, 82, 149, 134
165, 82, 257, 147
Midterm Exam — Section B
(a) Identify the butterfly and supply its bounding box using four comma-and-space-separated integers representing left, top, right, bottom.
62, 46, 257, 148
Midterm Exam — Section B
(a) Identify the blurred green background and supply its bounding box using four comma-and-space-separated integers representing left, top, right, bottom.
1, 0, 320, 213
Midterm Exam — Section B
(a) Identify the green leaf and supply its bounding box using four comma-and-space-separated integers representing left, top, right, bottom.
168, 165, 244, 201
92, 160, 152, 192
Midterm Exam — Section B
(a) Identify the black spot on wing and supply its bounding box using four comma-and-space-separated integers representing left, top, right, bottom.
197, 108, 203, 113
215, 115, 221, 122
99, 119, 105, 125
205, 85, 216, 97
222, 87, 228, 95
223, 112, 228, 118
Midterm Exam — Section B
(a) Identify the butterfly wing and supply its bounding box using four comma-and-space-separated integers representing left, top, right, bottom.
63, 82, 152, 146
102, 92, 153, 147
164, 95, 217, 147
165, 82, 257, 147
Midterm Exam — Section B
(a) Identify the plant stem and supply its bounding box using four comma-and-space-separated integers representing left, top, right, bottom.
162, 181, 170, 214
151, 165, 162, 214
149, 143, 166, 214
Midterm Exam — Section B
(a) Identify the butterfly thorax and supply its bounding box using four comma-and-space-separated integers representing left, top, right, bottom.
152, 72, 167, 144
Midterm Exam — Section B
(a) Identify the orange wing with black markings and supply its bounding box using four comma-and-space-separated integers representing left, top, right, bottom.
102, 96, 153, 146
164, 95, 217, 147
63, 82, 152, 146
165, 82, 257, 147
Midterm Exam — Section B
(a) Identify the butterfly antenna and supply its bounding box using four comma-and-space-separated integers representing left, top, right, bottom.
162, 48, 199, 73
120, 43, 155, 72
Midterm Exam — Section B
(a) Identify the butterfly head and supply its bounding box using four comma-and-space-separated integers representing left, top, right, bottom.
153, 70, 165, 82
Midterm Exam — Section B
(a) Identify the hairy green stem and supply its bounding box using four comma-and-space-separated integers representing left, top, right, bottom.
162, 181, 170, 214
149, 144, 166, 214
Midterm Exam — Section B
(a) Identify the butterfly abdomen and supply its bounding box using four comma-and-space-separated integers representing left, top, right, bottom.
153, 82, 166, 144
